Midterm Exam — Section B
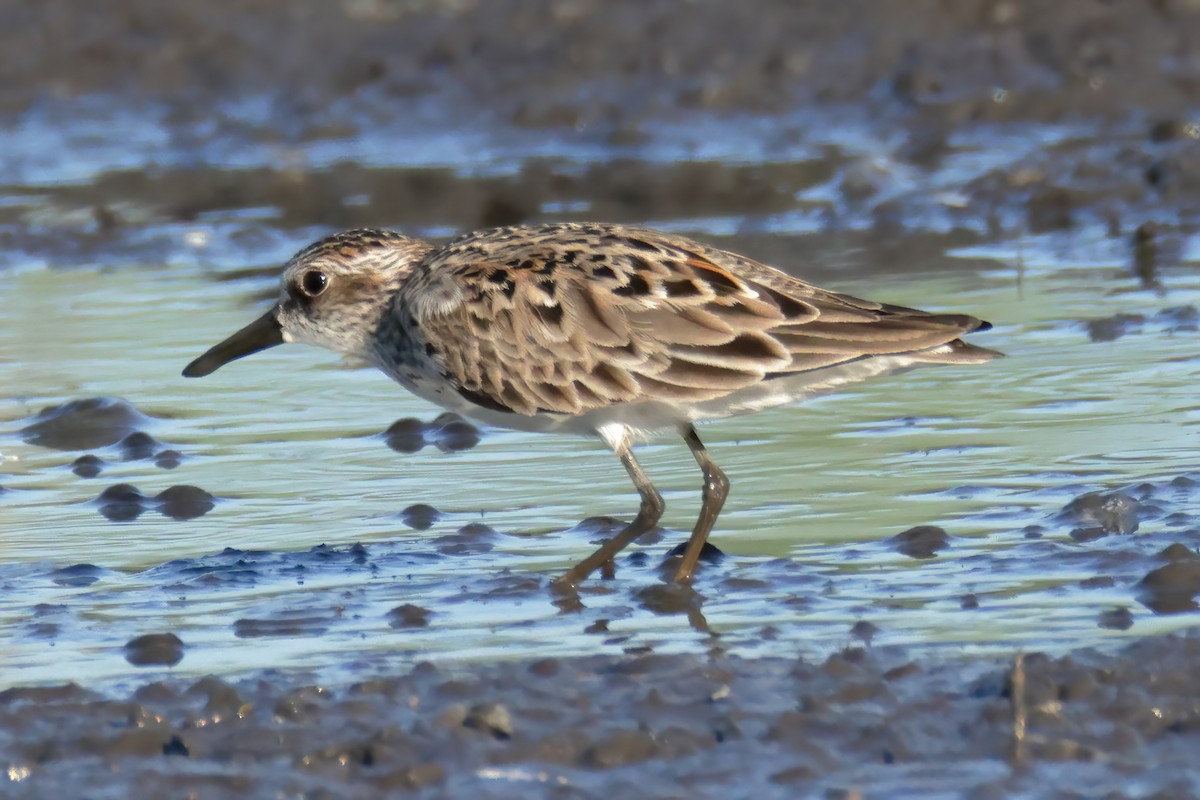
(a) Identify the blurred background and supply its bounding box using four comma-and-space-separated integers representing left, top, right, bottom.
2, 0, 1200, 685
2, 0, 1197, 269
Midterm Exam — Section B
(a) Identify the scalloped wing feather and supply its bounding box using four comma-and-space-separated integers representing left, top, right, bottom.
405, 223, 996, 417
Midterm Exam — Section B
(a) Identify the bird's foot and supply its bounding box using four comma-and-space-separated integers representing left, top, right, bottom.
660, 540, 725, 582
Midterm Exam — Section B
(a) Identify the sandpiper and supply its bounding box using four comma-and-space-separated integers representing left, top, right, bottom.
184, 223, 1001, 587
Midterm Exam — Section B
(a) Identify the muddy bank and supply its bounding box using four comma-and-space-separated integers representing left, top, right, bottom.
4, 2, 1200, 795
5, 0, 1200, 127
4, 633, 1200, 798
4, 2, 1199, 283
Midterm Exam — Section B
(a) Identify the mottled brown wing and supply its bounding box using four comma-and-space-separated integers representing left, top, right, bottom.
408, 223, 988, 416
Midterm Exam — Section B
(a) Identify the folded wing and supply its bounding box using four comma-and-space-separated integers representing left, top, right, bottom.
405, 223, 996, 416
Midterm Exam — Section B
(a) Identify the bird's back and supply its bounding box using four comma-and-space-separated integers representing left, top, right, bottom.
387, 222, 999, 429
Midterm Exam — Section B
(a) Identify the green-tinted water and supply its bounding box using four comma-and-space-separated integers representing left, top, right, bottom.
2, 112, 1198, 689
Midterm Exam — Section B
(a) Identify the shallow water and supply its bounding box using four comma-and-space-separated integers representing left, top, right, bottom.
2, 101, 1199, 691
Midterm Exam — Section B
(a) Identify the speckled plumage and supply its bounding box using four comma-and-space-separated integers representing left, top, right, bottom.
185, 222, 1001, 587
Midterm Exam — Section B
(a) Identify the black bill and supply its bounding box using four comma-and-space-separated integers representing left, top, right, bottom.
182, 311, 284, 378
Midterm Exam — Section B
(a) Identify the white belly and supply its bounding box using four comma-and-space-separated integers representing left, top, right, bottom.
373, 352, 929, 440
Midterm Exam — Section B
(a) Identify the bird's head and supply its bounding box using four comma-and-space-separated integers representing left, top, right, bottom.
183, 229, 433, 378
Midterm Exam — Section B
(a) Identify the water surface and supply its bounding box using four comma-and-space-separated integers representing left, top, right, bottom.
2, 105, 1198, 689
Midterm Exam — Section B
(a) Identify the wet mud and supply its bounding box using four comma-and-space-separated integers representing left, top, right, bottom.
4, 0, 1199, 126
20, 398, 152, 452
6, 413, 1200, 795
94, 483, 216, 522
383, 412, 481, 455
4, 1, 1200, 796
4, 634, 1200, 798
1, 1, 1199, 278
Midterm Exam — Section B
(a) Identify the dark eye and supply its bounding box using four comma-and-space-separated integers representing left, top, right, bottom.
300, 270, 329, 298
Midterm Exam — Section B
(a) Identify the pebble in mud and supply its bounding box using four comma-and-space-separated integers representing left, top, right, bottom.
1156, 305, 1200, 331
94, 484, 215, 521
663, 539, 725, 564
1138, 559, 1200, 614
71, 454, 105, 478
382, 417, 425, 453
434, 523, 498, 555
382, 413, 482, 454
387, 603, 432, 629
1098, 608, 1134, 631
154, 449, 183, 469
1083, 306, 1198, 343
888, 525, 950, 559
1070, 526, 1109, 543
1058, 491, 1140, 536
155, 485, 215, 520
1159, 542, 1198, 562
425, 412, 481, 453
849, 620, 879, 644
123, 633, 185, 666
96, 483, 147, 521
20, 397, 149, 450
399, 503, 440, 530
48, 563, 105, 588
1084, 312, 1145, 343
118, 431, 162, 460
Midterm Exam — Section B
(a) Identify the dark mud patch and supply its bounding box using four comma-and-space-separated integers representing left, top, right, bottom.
2, 0, 1200, 284
1139, 558, 1200, 615
1097, 607, 1134, 631
116, 431, 162, 461
148, 542, 392, 592
4, 160, 831, 252
435, 523, 500, 557
398, 503, 440, 531
387, 604, 432, 630
383, 412, 481, 455
16, 399, 185, 478
4, 635, 1200, 797
47, 564, 108, 589
6, 0, 1200, 127
889, 525, 951, 559
662, 539, 725, 564
234, 613, 334, 639
1057, 491, 1140, 537
93, 484, 215, 522
123, 633, 185, 667
20, 397, 150, 451
69, 454, 105, 479
69, 450, 179, 479
1083, 305, 1199, 343
95, 483, 146, 522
